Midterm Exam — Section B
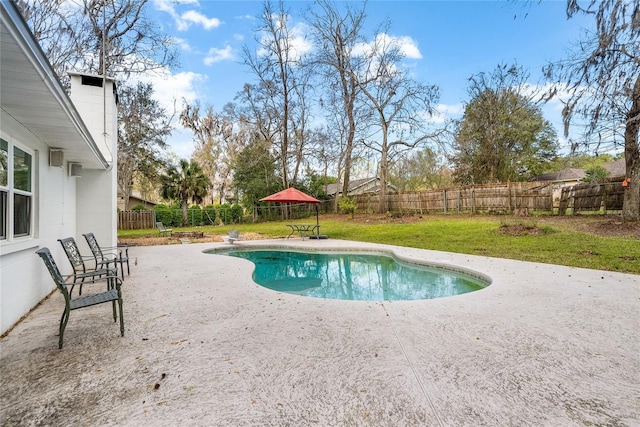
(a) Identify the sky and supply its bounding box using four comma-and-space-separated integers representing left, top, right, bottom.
143, 0, 597, 159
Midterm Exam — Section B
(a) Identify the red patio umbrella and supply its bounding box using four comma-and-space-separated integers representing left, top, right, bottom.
260, 187, 320, 204
260, 188, 326, 238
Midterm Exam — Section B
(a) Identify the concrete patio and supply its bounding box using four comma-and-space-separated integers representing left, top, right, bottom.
1, 239, 638, 426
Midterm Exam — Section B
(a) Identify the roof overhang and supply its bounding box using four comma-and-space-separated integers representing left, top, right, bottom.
0, 2, 109, 169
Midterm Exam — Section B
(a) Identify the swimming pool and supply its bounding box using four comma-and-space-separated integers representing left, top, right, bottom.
211, 248, 490, 301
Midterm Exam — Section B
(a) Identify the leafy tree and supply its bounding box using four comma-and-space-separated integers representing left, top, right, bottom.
305, 171, 337, 200
544, 153, 620, 172
543, 0, 639, 221
233, 141, 280, 208
181, 102, 248, 204
118, 82, 172, 210
160, 159, 210, 226
582, 166, 609, 183
452, 64, 558, 184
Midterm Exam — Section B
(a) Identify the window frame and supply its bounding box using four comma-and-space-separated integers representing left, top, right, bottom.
0, 137, 34, 243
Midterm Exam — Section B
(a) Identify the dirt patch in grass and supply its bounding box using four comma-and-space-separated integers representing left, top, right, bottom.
499, 224, 546, 236
118, 232, 268, 247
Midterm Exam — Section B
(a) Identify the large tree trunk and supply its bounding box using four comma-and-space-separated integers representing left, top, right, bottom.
622, 75, 640, 222
181, 197, 189, 227
378, 136, 389, 214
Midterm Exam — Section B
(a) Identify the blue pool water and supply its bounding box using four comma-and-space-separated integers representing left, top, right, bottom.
215, 249, 489, 301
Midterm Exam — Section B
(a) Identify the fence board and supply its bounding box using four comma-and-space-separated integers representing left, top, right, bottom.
118, 210, 155, 230
350, 182, 553, 214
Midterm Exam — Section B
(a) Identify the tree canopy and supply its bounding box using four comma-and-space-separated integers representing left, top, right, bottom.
544, 0, 639, 221
160, 159, 210, 226
452, 64, 558, 184
118, 82, 172, 209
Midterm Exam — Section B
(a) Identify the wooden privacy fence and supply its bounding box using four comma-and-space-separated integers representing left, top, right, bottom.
558, 180, 625, 214
350, 182, 553, 214
118, 210, 155, 230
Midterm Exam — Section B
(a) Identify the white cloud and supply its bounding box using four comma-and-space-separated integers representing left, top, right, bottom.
180, 10, 221, 31
153, 0, 221, 32
173, 37, 193, 52
204, 45, 234, 65
353, 33, 423, 60
395, 35, 422, 60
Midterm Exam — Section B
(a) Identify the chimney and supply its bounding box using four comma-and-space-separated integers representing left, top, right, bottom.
68, 72, 118, 166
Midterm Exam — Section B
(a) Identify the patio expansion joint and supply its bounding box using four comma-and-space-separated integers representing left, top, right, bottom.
381, 302, 444, 427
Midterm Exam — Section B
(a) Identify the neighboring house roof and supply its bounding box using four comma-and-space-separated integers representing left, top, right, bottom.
603, 158, 625, 178
325, 177, 398, 196
531, 168, 586, 182
118, 190, 158, 204
532, 159, 626, 183
0, 2, 109, 169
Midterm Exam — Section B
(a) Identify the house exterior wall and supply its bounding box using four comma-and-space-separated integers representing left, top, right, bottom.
70, 75, 118, 252
1, 84, 116, 334
0, 2, 118, 335
0, 111, 78, 334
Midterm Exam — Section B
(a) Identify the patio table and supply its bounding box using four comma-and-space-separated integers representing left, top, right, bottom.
286, 224, 320, 240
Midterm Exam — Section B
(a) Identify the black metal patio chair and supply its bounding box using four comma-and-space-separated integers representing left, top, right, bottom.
36, 247, 124, 349
58, 237, 118, 296
83, 232, 130, 278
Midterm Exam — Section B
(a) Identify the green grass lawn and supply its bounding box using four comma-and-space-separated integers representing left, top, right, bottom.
119, 215, 640, 274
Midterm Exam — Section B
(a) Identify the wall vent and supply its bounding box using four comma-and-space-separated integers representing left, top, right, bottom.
49, 149, 63, 167
81, 75, 103, 87
68, 163, 82, 177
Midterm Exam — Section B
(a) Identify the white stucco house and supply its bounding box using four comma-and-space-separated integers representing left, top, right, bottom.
1, 2, 118, 335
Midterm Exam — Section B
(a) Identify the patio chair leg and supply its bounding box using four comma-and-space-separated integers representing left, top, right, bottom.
117, 295, 124, 336
121, 258, 125, 278
112, 300, 117, 322
59, 308, 70, 349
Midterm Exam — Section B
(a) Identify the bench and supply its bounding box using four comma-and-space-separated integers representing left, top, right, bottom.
156, 221, 172, 236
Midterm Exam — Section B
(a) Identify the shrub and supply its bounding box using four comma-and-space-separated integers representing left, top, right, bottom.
131, 204, 147, 211
203, 205, 217, 225
230, 204, 244, 224
218, 203, 232, 224
171, 205, 183, 227
338, 197, 357, 218
188, 205, 203, 226
154, 204, 173, 226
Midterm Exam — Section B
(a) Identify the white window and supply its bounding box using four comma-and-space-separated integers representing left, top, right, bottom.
0, 138, 33, 241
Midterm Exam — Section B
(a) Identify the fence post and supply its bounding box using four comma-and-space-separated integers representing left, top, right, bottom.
443, 190, 448, 215
471, 189, 475, 214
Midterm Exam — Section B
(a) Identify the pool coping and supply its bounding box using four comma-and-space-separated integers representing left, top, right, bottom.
1, 238, 638, 426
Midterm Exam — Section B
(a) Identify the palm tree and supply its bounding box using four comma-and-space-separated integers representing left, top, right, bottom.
160, 159, 210, 226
